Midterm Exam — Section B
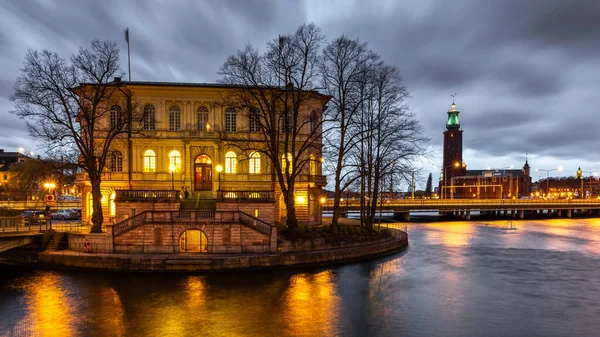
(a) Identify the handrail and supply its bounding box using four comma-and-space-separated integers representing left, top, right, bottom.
217, 190, 274, 202
239, 211, 273, 235
113, 212, 147, 236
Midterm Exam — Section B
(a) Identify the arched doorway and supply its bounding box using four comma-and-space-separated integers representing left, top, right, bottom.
179, 230, 208, 252
194, 155, 213, 191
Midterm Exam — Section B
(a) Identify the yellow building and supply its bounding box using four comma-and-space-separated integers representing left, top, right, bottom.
76, 80, 329, 228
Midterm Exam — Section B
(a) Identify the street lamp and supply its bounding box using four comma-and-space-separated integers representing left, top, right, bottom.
216, 165, 223, 192
43, 182, 56, 230
170, 164, 175, 191
536, 167, 562, 198
442, 161, 463, 199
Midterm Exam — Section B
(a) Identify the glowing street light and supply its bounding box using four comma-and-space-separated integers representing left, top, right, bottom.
536, 167, 563, 197
216, 164, 223, 192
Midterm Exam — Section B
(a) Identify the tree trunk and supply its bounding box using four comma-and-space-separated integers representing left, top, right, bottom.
90, 175, 104, 233
284, 190, 298, 236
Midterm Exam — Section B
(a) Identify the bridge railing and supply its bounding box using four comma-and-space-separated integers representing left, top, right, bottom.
0, 216, 50, 233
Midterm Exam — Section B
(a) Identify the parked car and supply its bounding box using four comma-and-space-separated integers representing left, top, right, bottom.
68, 208, 82, 219
20, 210, 47, 224
50, 210, 71, 220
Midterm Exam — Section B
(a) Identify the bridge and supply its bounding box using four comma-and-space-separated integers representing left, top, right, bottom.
0, 217, 48, 254
322, 198, 600, 220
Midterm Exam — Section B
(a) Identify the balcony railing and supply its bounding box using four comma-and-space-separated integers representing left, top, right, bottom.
217, 190, 275, 203
114, 190, 180, 202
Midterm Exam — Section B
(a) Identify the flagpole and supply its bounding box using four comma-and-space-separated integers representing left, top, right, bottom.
125, 28, 131, 81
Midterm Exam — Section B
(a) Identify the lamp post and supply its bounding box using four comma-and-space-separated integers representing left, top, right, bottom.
43, 182, 56, 230
169, 164, 175, 191
216, 164, 223, 192
536, 167, 562, 198
442, 162, 462, 199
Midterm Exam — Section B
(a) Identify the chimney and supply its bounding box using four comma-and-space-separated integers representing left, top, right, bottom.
0, 149, 4, 153
286, 82, 294, 90
114, 77, 121, 83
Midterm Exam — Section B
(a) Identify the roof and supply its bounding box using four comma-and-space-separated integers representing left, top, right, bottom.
0, 150, 26, 172
73, 80, 332, 101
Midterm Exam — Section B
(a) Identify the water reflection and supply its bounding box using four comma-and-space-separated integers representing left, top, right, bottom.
2, 219, 600, 336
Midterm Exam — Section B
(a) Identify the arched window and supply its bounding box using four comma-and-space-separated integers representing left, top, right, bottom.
225, 108, 236, 132
169, 150, 181, 172
195, 155, 212, 164
225, 151, 237, 174
282, 153, 293, 174
197, 106, 209, 131
310, 154, 317, 176
143, 150, 156, 172
109, 151, 123, 172
143, 104, 156, 130
110, 105, 122, 129
249, 152, 261, 174
309, 110, 318, 134
249, 108, 260, 132
169, 105, 181, 131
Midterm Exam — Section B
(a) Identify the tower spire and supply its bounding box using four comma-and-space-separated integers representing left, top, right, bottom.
446, 94, 460, 129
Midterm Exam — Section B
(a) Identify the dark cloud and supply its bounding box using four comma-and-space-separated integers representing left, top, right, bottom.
1, 0, 599, 178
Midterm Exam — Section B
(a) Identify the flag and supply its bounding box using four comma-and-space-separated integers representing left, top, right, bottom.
125, 28, 129, 44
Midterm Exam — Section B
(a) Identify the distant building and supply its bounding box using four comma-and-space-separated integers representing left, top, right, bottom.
439, 102, 532, 199
0, 149, 29, 188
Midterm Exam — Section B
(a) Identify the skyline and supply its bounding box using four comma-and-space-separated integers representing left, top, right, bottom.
1, 0, 599, 187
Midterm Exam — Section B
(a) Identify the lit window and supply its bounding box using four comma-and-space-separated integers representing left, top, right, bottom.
169, 150, 181, 172
143, 104, 156, 130
110, 105, 122, 129
225, 108, 236, 132
225, 151, 237, 173
249, 152, 261, 174
143, 150, 156, 172
310, 154, 317, 175
109, 192, 116, 217
282, 153, 293, 174
109, 151, 123, 172
249, 108, 260, 132
169, 105, 181, 131
197, 106, 209, 131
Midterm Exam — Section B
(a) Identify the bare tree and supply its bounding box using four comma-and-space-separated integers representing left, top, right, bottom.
355, 64, 428, 230
219, 24, 327, 235
320, 36, 380, 233
11, 40, 137, 233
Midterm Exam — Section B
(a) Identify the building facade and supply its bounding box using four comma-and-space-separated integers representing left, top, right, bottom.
76, 80, 329, 228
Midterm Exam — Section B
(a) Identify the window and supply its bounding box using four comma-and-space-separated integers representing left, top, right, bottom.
310, 154, 317, 175
143, 104, 156, 130
309, 110, 318, 134
169, 105, 181, 131
143, 150, 156, 172
197, 106, 209, 131
249, 152, 261, 174
109, 151, 123, 172
110, 105, 122, 129
283, 110, 292, 134
169, 150, 181, 172
225, 107, 236, 132
282, 153, 293, 174
225, 151, 237, 173
249, 108, 260, 132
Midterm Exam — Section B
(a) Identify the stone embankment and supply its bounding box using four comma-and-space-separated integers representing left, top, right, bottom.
36, 229, 408, 272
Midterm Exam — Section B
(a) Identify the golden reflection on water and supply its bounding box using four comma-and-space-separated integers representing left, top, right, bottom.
19, 272, 75, 337
282, 271, 341, 336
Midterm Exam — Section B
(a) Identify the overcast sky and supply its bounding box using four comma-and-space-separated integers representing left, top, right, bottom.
1, 0, 599, 188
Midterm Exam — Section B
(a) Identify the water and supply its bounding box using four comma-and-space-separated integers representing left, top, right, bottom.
2, 219, 600, 337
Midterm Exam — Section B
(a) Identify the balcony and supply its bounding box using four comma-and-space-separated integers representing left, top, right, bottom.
114, 190, 179, 202
217, 190, 275, 203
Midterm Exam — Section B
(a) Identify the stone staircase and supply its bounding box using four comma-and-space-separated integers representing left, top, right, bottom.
179, 191, 216, 211
46, 233, 58, 252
